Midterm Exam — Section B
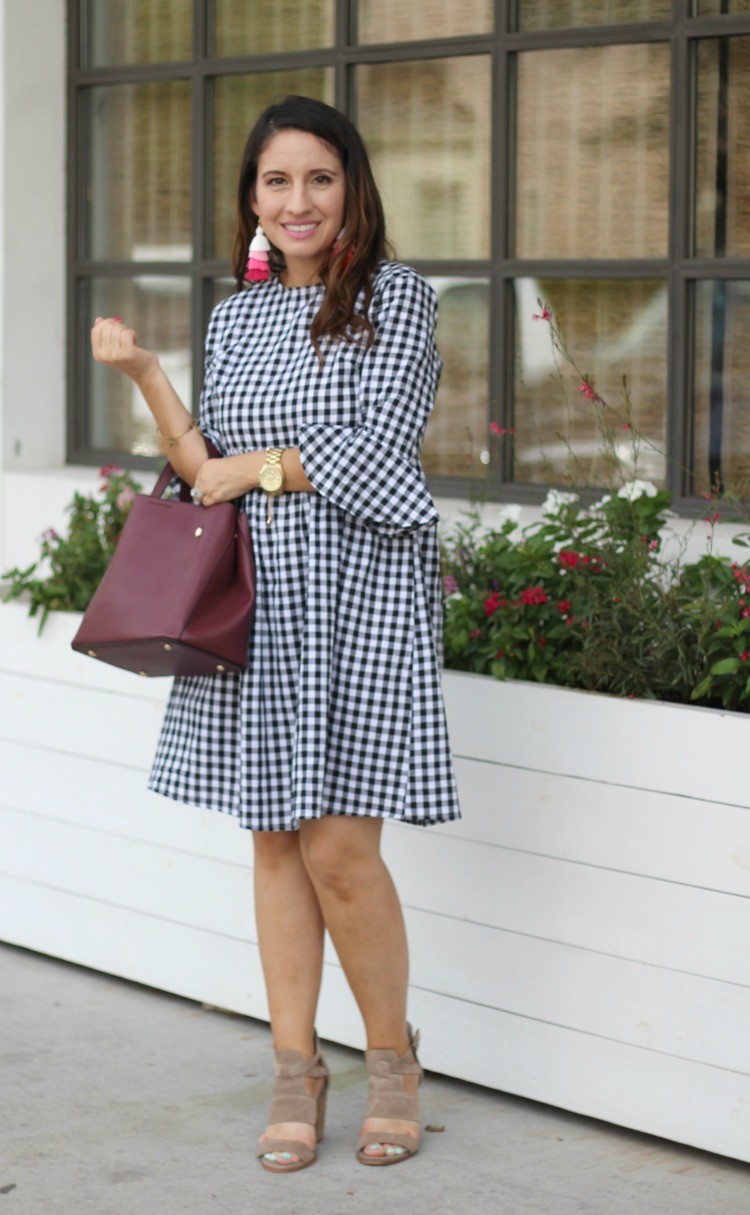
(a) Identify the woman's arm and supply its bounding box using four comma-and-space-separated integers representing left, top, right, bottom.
192, 447, 314, 507
92, 315, 315, 505
92, 317, 208, 484
295, 267, 441, 536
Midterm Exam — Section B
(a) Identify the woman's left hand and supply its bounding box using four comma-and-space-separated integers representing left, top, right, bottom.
192, 454, 263, 507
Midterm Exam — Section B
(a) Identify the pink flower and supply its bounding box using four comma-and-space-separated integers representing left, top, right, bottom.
489, 422, 516, 437
443, 574, 459, 597
622, 423, 632, 431
532, 304, 552, 322
116, 487, 136, 510
99, 464, 122, 479
578, 381, 599, 402
484, 591, 501, 617
558, 550, 580, 568
741, 652, 750, 663
40, 527, 59, 543
556, 599, 572, 615
469, 628, 482, 640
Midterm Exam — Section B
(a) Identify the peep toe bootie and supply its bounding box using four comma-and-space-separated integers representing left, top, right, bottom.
356, 1025, 423, 1166
257, 1035, 329, 1174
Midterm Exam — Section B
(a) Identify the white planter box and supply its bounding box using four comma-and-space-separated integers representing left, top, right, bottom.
1, 600, 748, 1162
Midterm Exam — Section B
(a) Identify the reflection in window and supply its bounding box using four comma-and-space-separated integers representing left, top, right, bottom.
516, 0, 670, 29
213, 70, 335, 260
422, 279, 490, 478
356, 58, 491, 260
513, 279, 667, 488
84, 0, 192, 66
214, 0, 334, 55
695, 37, 750, 258
692, 281, 750, 496
86, 278, 191, 456
358, 0, 492, 43
515, 43, 670, 259
86, 82, 192, 261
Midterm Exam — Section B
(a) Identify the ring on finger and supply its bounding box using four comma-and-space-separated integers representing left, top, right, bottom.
190, 486, 204, 501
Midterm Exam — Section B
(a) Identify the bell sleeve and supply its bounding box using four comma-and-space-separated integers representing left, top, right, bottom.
197, 302, 228, 456
297, 267, 442, 537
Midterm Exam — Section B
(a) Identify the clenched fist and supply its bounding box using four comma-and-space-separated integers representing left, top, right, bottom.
91, 316, 159, 384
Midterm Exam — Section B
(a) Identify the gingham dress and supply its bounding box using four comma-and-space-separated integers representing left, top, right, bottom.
148, 261, 461, 831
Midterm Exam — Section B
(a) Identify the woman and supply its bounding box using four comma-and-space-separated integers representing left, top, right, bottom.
92, 95, 461, 1173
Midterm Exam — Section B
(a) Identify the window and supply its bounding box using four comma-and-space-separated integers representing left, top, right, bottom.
68, 2, 750, 508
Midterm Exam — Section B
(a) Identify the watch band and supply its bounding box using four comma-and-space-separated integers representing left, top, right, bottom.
260, 447, 285, 525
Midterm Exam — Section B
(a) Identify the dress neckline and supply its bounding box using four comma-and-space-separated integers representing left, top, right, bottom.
272, 276, 325, 295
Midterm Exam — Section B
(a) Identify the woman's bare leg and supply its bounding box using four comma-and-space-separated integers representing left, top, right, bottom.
253, 830, 326, 1163
299, 817, 418, 1158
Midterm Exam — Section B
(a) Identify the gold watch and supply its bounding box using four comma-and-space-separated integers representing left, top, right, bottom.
259, 448, 285, 523
259, 447, 285, 496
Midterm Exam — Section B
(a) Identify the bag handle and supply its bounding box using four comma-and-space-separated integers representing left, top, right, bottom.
150, 435, 222, 502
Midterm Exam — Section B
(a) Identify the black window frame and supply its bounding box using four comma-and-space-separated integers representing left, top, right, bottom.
67, 0, 750, 515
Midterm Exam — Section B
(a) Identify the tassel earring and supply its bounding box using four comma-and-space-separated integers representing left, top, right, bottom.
244, 223, 271, 283
332, 227, 354, 269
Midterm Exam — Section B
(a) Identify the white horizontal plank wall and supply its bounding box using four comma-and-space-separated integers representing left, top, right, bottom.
0, 603, 749, 1163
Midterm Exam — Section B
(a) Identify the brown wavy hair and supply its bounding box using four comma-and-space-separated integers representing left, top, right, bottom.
231, 95, 391, 354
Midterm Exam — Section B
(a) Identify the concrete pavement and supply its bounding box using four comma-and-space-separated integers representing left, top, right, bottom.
1, 942, 748, 1215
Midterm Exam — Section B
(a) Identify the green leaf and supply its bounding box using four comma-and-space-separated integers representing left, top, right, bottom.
710, 657, 742, 675
691, 676, 713, 700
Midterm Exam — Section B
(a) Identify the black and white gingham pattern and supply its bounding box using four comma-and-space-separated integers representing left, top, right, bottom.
149, 262, 461, 831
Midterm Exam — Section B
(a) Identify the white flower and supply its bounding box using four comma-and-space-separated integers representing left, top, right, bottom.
591, 493, 612, 512
617, 479, 658, 502
497, 503, 522, 530
542, 489, 579, 517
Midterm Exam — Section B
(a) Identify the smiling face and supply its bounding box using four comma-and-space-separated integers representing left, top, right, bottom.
252, 128, 346, 287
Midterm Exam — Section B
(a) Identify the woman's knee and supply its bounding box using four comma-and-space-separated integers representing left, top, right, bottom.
253, 828, 302, 873
299, 819, 382, 899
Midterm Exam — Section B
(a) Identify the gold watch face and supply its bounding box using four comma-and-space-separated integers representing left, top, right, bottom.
260, 463, 284, 494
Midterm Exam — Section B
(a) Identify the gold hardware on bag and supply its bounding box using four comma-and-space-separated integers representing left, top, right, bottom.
163, 644, 172, 652
195, 527, 203, 537
138, 670, 148, 677
87, 649, 97, 657
216, 664, 226, 672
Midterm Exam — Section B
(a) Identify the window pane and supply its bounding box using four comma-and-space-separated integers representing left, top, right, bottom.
696, 1, 750, 13
515, 44, 670, 259
358, 0, 492, 43
213, 70, 335, 261
85, 278, 191, 456
214, 0, 334, 55
692, 281, 750, 496
513, 279, 667, 488
695, 38, 750, 258
212, 280, 235, 310
422, 278, 490, 477
86, 83, 192, 261
84, 0, 193, 66
356, 58, 491, 260
516, 0, 670, 29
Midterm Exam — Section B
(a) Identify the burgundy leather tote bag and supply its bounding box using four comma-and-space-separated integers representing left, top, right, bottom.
71, 451, 255, 677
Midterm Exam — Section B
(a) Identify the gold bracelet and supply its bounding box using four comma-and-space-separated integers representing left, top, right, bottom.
157, 418, 200, 451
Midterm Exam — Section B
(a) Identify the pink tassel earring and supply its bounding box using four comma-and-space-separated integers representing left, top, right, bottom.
244, 223, 271, 283
332, 227, 355, 269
